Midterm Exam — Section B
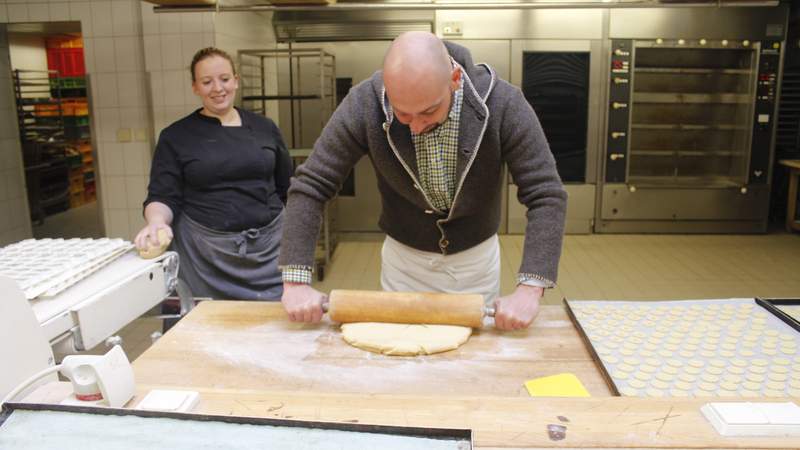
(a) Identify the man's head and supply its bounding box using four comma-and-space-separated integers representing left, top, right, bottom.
383, 32, 461, 135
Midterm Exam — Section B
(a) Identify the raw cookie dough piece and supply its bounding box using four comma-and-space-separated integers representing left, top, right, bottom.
138, 229, 172, 259
340, 322, 472, 356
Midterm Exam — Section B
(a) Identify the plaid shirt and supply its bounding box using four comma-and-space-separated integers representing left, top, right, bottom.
282, 67, 546, 289
412, 82, 463, 211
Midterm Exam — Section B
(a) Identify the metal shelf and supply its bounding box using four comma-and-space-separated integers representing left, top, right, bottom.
632, 92, 750, 104
626, 176, 744, 188
631, 123, 749, 131
631, 149, 746, 157
635, 67, 751, 75
238, 48, 337, 281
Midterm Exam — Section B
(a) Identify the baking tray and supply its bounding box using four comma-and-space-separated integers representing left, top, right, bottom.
564, 298, 800, 398
756, 298, 800, 333
563, 298, 619, 396
0, 402, 472, 450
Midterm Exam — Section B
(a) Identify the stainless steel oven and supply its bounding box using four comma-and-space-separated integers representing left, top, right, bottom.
598, 7, 788, 233
508, 39, 604, 234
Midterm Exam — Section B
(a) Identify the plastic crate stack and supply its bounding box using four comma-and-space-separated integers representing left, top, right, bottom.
46, 36, 94, 209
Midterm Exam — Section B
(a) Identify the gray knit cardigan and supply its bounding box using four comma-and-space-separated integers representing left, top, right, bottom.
279, 41, 567, 286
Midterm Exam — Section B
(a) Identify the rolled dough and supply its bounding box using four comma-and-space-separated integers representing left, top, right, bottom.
340, 323, 472, 356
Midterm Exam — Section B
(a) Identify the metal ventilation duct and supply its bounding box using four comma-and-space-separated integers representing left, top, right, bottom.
272, 10, 434, 42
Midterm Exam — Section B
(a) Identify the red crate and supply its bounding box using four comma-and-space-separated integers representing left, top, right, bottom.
47, 47, 85, 77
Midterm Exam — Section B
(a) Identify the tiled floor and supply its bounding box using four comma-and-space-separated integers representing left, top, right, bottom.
33, 202, 104, 239
103, 232, 800, 361
314, 233, 800, 305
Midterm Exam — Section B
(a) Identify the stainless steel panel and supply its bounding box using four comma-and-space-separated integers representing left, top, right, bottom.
273, 10, 434, 42
508, 184, 594, 235
436, 9, 604, 40
596, 219, 767, 234
599, 184, 769, 221
609, 7, 788, 40
451, 39, 510, 80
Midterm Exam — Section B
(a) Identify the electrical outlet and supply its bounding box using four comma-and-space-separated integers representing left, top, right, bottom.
441, 21, 463, 37
134, 128, 148, 142
116, 128, 132, 143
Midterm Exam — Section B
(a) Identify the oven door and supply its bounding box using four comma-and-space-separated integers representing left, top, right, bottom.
507, 39, 603, 234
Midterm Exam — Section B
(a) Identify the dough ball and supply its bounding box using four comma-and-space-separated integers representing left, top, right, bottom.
139, 229, 171, 259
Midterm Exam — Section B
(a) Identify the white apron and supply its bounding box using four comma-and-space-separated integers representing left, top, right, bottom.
380, 234, 500, 304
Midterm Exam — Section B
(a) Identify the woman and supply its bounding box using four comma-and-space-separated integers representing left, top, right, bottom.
135, 47, 292, 300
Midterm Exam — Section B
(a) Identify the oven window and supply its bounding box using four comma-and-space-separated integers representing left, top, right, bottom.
630, 45, 756, 186
522, 52, 590, 183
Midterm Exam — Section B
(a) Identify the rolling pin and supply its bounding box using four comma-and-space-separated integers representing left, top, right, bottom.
325, 289, 495, 328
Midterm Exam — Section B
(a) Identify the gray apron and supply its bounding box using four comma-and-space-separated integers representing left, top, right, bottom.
172, 212, 284, 301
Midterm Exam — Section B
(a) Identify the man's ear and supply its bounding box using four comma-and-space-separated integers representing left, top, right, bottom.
450, 66, 461, 90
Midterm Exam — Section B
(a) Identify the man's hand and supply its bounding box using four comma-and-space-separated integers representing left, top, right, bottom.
494, 284, 543, 331
281, 283, 327, 323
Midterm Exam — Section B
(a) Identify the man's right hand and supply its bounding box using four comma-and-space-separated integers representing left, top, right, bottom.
281, 283, 327, 323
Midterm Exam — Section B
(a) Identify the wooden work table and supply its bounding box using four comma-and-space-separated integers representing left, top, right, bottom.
123, 301, 797, 448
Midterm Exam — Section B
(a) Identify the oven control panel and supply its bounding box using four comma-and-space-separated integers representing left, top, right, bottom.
606, 39, 632, 183
750, 41, 781, 185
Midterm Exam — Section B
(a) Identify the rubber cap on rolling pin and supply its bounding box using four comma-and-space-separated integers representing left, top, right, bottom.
328, 289, 485, 328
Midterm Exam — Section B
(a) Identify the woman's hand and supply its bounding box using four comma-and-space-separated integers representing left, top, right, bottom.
134, 221, 173, 251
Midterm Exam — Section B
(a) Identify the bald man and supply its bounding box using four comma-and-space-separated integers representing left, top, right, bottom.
279, 32, 566, 331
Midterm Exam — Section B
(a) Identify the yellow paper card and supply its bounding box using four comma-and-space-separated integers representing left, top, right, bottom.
524, 373, 590, 397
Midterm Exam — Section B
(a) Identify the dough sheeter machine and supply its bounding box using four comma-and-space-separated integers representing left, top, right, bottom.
0, 238, 182, 358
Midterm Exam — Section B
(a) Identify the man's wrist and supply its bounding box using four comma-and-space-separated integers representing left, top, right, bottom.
516, 272, 554, 289
280, 265, 314, 285
514, 283, 544, 298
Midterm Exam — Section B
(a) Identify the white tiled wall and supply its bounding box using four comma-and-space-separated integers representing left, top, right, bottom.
140, 4, 215, 138
0, 0, 152, 241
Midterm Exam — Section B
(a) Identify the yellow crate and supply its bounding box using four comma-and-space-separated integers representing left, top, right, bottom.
47, 36, 83, 49
69, 174, 84, 193
62, 99, 88, 116
33, 103, 60, 117
70, 191, 85, 208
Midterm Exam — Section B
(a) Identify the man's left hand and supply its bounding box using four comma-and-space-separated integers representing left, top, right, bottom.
494, 284, 543, 331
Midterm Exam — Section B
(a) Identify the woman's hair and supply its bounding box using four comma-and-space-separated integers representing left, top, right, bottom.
190, 47, 237, 82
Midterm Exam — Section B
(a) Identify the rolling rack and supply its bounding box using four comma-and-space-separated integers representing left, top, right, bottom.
238, 48, 338, 280
13, 69, 70, 223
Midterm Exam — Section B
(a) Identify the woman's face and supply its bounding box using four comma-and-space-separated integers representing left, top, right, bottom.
192, 55, 239, 115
